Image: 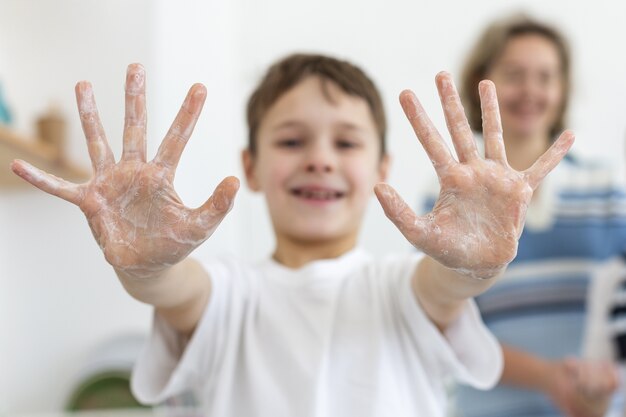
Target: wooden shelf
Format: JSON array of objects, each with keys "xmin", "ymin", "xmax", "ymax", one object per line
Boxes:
[{"xmin": 0, "ymin": 124, "xmax": 90, "ymax": 188}]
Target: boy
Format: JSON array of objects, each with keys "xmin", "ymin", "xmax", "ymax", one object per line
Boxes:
[{"xmin": 11, "ymin": 54, "xmax": 573, "ymax": 416}]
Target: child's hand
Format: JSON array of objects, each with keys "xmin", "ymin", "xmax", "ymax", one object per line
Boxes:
[
  {"xmin": 375, "ymin": 72, "xmax": 573, "ymax": 280},
  {"xmin": 11, "ymin": 64, "xmax": 239, "ymax": 279},
  {"xmin": 548, "ymin": 357, "xmax": 619, "ymax": 417}
]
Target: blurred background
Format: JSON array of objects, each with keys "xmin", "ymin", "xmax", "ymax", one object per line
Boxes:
[{"xmin": 1, "ymin": 0, "xmax": 625, "ymax": 414}]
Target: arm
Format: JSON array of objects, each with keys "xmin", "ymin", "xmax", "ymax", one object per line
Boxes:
[
  {"xmin": 375, "ymin": 72, "xmax": 574, "ymax": 330},
  {"xmin": 11, "ymin": 64, "xmax": 239, "ymax": 336},
  {"xmin": 118, "ymin": 258, "xmax": 211, "ymax": 336},
  {"xmin": 411, "ymin": 257, "xmax": 497, "ymax": 330},
  {"xmin": 501, "ymin": 344, "xmax": 619, "ymax": 417},
  {"xmin": 499, "ymin": 344, "xmax": 553, "ymax": 390}
]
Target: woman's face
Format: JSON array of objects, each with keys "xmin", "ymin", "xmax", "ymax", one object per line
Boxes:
[{"xmin": 486, "ymin": 34, "xmax": 565, "ymax": 141}]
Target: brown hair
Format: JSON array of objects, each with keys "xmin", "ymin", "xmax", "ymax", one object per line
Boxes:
[
  {"xmin": 246, "ymin": 53, "xmax": 386, "ymax": 156},
  {"xmin": 460, "ymin": 13, "xmax": 571, "ymax": 139}
]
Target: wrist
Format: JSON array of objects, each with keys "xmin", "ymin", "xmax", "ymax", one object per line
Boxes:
[
  {"xmin": 115, "ymin": 262, "xmax": 182, "ymax": 305},
  {"xmin": 114, "ymin": 263, "xmax": 172, "ymax": 281},
  {"xmin": 500, "ymin": 346, "xmax": 560, "ymax": 393},
  {"xmin": 452, "ymin": 263, "xmax": 507, "ymax": 281},
  {"xmin": 117, "ymin": 258, "xmax": 209, "ymax": 311},
  {"xmin": 542, "ymin": 360, "xmax": 563, "ymax": 398},
  {"xmin": 543, "ymin": 359, "xmax": 575, "ymax": 408}
]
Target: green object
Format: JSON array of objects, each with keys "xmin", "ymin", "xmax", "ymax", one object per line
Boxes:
[{"xmin": 66, "ymin": 370, "xmax": 148, "ymax": 410}]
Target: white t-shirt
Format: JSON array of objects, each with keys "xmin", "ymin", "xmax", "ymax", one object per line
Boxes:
[{"xmin": 131, "ymin": 248, "xmax": 502, "ymax": 417}]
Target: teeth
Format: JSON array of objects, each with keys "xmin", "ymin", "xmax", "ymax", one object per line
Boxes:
[{"xmin": 294, "ymin": 189, "xmax": 342, "ymax": 200}]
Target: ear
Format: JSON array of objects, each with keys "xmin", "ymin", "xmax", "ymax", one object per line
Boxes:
[
  {"xmin": 377, "ymin": 154, "xmax": 391, "ymax": 183},
  {"xmin": 241, "ymin": 148, "xmax": 261, "ymax": 192}
]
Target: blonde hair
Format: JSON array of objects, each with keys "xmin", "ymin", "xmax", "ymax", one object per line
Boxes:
[{"xmin": 460, "ymin": 13, "xmax": 571, "ymax": 139}]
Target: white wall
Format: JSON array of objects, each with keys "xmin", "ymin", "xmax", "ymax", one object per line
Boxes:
[
  {"xmin": 1, "ymin": 0, "xmax": 626, "ymax": 413},
  {"xmin": 0, "ymin": 0, "xmax": 157, "ymax": 412}
]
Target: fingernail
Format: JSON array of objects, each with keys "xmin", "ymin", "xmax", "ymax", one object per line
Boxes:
[{"xmin": 126, "ymin": 65, "xmax": 145, "ymax": 94}]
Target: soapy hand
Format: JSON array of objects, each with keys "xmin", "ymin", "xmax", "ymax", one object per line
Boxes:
[
  {"xmin": 11, "ymin": 64, "xmax": 239, "ymax": 279},
  {"xmin": 375, "ymin": 72, "xmax": 574, "ymax": 280}
]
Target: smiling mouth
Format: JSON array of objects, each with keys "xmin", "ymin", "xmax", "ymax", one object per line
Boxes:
[
  {"xmin": 291, "ymin": 188, "xmax": 345, "ymax": 200},
  {"xmin": 509, "ymin": 102, "xmax": 545, "ymax": 116}
]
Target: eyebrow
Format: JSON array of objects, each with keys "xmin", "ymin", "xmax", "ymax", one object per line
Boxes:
[
  {"xmin": 271, "ymin": 120, "xmax": 367, "ymax": 132},
  {"xmin": 270, "ymin": 121, "xmax": 305, "ymax": 131},
  {"xmin": 498, "ymin": 60, "xmax": 559, "ymax": 69}
]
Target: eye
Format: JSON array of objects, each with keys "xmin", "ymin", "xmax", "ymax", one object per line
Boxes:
[
  {"xmin": 502, "ymin": 70, "xmax": 524, "ymax": 84},
  {"xmin": 538, "ymin": 71, "xmax": 560, "ymax": 87},
  {"xmin": 336, "ymin": 139, "xmax": 360, "ymax": 149},
  {"xmin": 277, "ymin": 138, "xmax": 303, "ymax": 148}
]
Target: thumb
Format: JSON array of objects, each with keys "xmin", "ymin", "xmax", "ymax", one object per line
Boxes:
[
  {"xmin": 193, "ymin": 176, "xmax": 240, "ymax": 231},
  {"xmin": 374, "ymin": 182, "xmax": 428, "ymax": 249}
]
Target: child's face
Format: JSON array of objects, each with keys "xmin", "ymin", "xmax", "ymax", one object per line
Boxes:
[
  {"xmin": 243, "ymin": 76, "xmax": 389, "ymax": 248},
  {"xmin": 487, "ymin": 34, "xmax": 564, "ymax": 141}
]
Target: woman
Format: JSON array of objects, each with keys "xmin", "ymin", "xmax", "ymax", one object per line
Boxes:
[{"xmin": 422, "ymin": 14, "xmax": 622, "ymax": 417}]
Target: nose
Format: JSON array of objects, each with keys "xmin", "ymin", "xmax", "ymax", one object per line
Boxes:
[
  {"xmin": 306, "ymin": 163, "xmax": 332, "ymax": 173},
  {"xmin": 304, "ymin": 141, "xmax": 335, "ymax": 173},
  {"xmin": 520, "ymin": 73, "xmax": 543, "ymax": 96}
]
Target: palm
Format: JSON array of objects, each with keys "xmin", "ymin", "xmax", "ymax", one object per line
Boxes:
[
  {"xmin": 81, "ymin": 162, "xmax": 196, "ymax": 275},
  {"xmin": 427, "ymin": 159, "xmax": 530, "ymax": 273},
  {"xmin": 12, "ymin": 64, "xmax": 238, "ymax": 278},
  {"xmin": 375, "ymin": 73, "xmax": 573, "ymax": 279}
]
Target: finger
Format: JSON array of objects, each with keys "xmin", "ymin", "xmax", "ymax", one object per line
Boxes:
[
  {"xmin": 435, "ymin": 72, "xmax": 478, "ymax": 162},
  {"xmin": 606, "ymin": 364, "xmax": 620, "ymax": 392},
  {"xmin": 11, "ymin": 159, "xmax": 83, "ymax": 204},
  {"xmin": 153, "ymin": 84, "xmax": 207, "ymax": 174},
  {"xmin": 399, "ymin": 89, "xmax": 455, "ymax": 175},
  {"xmin": 604, "ymin": 365, "xmax": 620, "ymax": 393},
  {"xmin": 586, "ymin": 363, "xmax": 619, "ymax": 395},
  {"xmin": 191, "ymin": 176, "xmax": 240, "ymax": 236},
  {"xmin": 479, "ymin": 80, "xmax": 507, "ymax": 162},
  {"xmin": 75, "ymin": 82, "xmax": 115, "ymax": 173},
  {"xmin": 121, "ymin": 63, "xmax": 147, "ymax": 162},
  {"xmin": 374, "ymin": 183, "xmax": 429, "ymax": 249},
  {"xmin": 525, "ymin": 130, "xmax": 575, "ymax": 189}
]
